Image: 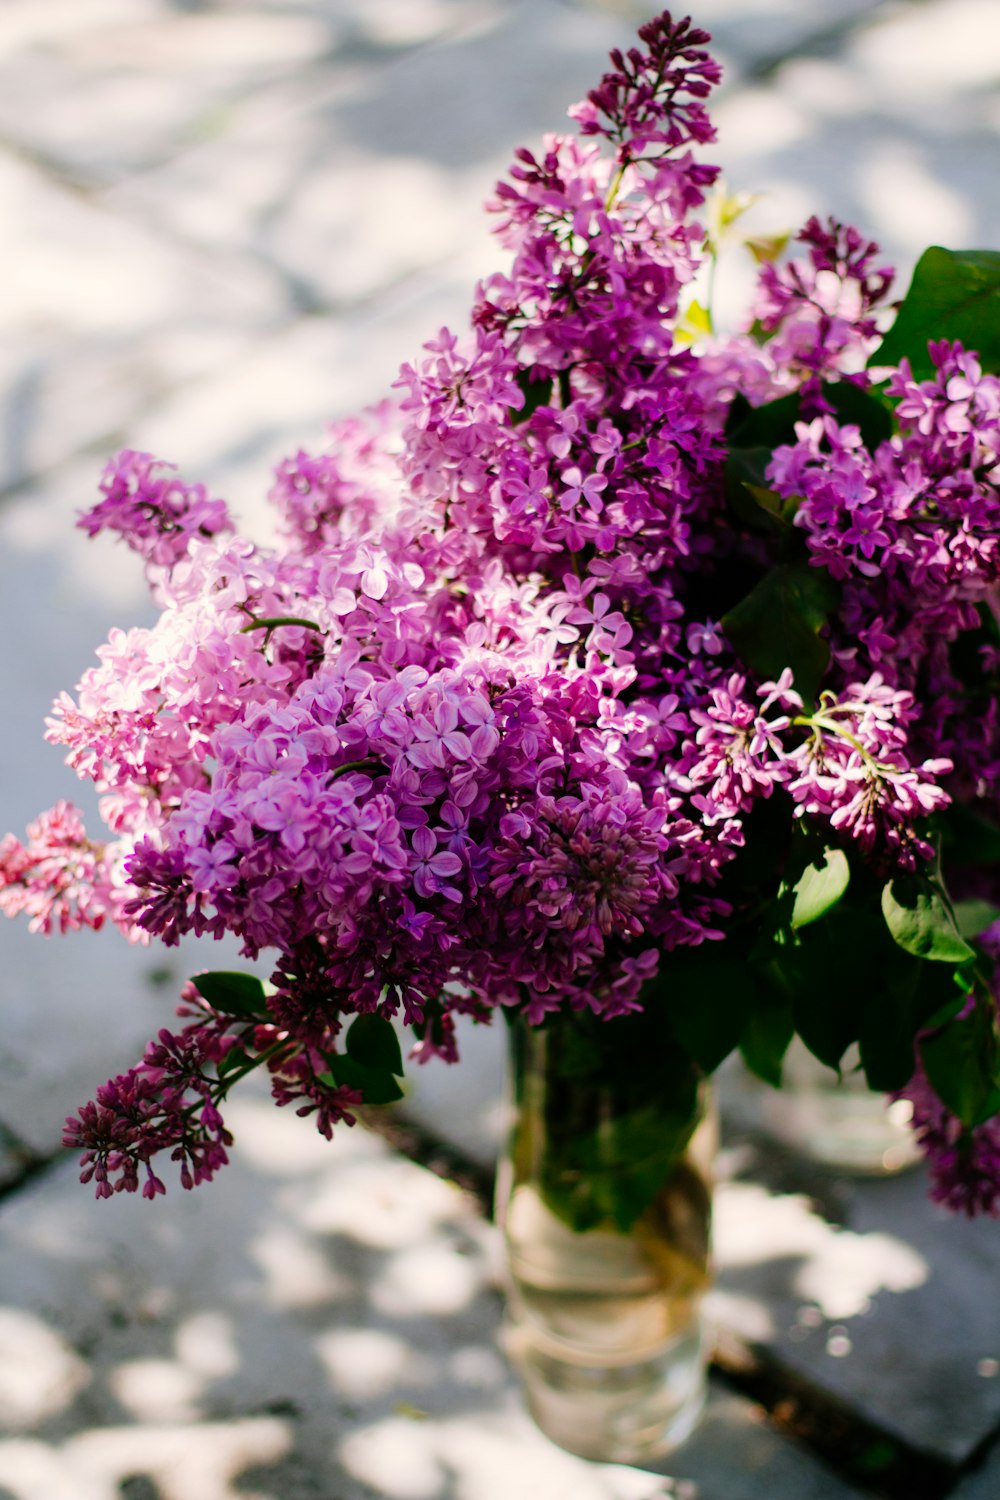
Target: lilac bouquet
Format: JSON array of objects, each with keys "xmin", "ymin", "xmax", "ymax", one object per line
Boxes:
[{"xmin": 4, "ymin": 12, "xmax": 1000, "ymax": 1218}]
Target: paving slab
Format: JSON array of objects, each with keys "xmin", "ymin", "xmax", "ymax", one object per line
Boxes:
[
  {"xmin": 0, "ymin": 1090, "xmax": 866, "ymax": 1500},
  {"xmin": 710, "ymin": 1142, "xmax": 1000, "ymax": 1470}
]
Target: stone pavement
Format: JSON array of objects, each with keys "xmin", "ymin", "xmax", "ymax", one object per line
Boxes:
[{"xmin": 1, "ymin": 1, "xmax": 999, "ymax": 1496}]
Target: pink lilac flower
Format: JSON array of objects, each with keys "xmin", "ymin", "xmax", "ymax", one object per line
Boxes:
[
  {"xmin": 80, "ymin": 450, "xmax": 232, "ymax": 572},
  {"xmin": 0, "ymin": 802, "xmax": 114, "ymax": 935},
  {"xmin": 749, "ymin": 217, "xmax": 895, "ymax": 402}
]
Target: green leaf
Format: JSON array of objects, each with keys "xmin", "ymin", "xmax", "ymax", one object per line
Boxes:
[
  {"xmin": 952, "ymin": 899, "xmax": 1000, "ymax": 941},
  {"xmin": 321, "ymin": 1015, "xmax": 406, "ymax": 1105},
  {"xmin": 789, "ymin": 848, "xmax": 850, "ymax": 929},
  {"xmin": 660, "ymin": 953, "xmax": 758, "ymax": 1074},
  {"xmin": 721, "ymin": 561, "xmax": 839, "ymax": 701},
  {"xmin": 517, "ymin": 1011, "xmax": 706, "ymax": 1234},
  {"xmin": 792, "ymin": 978, "xmax": 860, "ymax": 1073},
  {"xmin": 747, "ymin": 889, "xmax": 865, "ymax": 1072},
  {"xmin": 858, "ymin": 956, "xmax": 921, "ymax": 1091},
  {"xmin": 881, "ymin": 877, "xmax": 975, "ymax": 963},
  {"xmin": 921, "ymin": 1003, "xmax": 1000, "ymax": 1128},
  {"xmin": 745, "ymin": 231, "xmax": 790, "ymax": 266},
  {"xmin": 858, "ymin": 946, "xmax": 970, "ymax": 1092},
  {"xmin": 512, "ymin": 369, "xmax": 553, "ymax": 424},
  {"xmin": 726, "ymin": 382, "xmax": 893, "ymax": 452},
  {"xmin": 674, "ymin": 298, "xmax": 713, "ymax": 346},
  {"xmin": 217, "ymin": 1045, "xmax": 252, "ymax": 1079},
  {"xmin": 871, "ymin": 247, "xmax": 1000, "ymax": 379},
  {"xmin": 345, "ymin": 1014, "xmax": 404, "ymax": 1076},
  {"xmin": 787, "ymin": 913, "xmax": 866, "ymax": 1069},
  {"xmin": 725, "ymin": 390, "xmax": 801, "ymax": 450},
  {"xmin": 571, "ymin": 1103, "xmax": 703, "ymax": 1234},
  {"xmin": 320, "ymin": 1055, "xmax": 405, "ymax": 1106},
  {"xmin": 818, "ymin": 380, "xmax": 894, "ymax": 449},
  {"xmin": 192, "ymin": 971, "xmax": 270, "ymax": 1018},
  {"xmin": 723, "ymin": 789, "xmax": 796, "ymax": 895},
  {"xmin": 739, "ymin": 997, "xmax": 794, "ymax": 1088},
  {"xmin": 923, "ymin": 978, "xmax": 973, "ymax": 1034},
  {"xmin": 724, "ymin": 448, "xmax": 794, "ymax": 533},
  {"xmin": 747, "ymin": 316, "xmax": 770, "ymax": 346}
]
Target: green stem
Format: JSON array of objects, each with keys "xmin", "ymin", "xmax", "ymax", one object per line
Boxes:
[
  {"xmin": 792, "ymin": 712, "xmax": 872, "ymax": 766},
  {"xmin": 328, "ymin": 758, "xmax": 383, "ymax": 780},
  {"xmin": 216, "ymin": 1037, "xmax": 295, "ymax": 1100},
  {"xmin": 240, "ymin": 616, "xmax": 323, "ymax": 634},
  {"xmin": 704, "ymin": 247, "xmax": 718, "ymax": 336},
  {"xmin": 604, "ymin": 158, "xmax": 628, "ymax": 214}
]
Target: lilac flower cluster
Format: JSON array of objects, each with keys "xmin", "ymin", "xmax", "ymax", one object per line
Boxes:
[
  {"xmin": 753, "ymin": 217, "xmax": 895, "ymax": 401},
  {"xmin": 0, "ymin": 802, "xmax": 115, "ymax": 935},
  {"xmin": 898, "ymin": 1062, "xmax": 1000, "ymax": 1217},
  {"xmin": 63, "ymin": 1020, "xmax": 237, "ymax": 1201},
  {"xmin": 5, "ymin": 11, "xmax": 1000, "ymax": 1210},
  {"xmin": 80, "ymin": 449, "xmax": 232, "ymax": 574}
]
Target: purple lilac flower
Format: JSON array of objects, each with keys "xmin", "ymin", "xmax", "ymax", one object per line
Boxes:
[
  {"xmin": 750, "ymin": 217, "xmax": 895, "ymax": 401},
  {"xmin": 80, "ymin": 450, "xmax": 232, "ymax": 572},
  {"xmin": 898, "ymin": 1064, "xmax": 1000, "ymax": 1217}
]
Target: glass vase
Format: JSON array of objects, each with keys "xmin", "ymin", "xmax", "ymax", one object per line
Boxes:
[
  {"xmin": 757, "ymin": 1039, "xmax": 920, "ymax": 1175},
  {"xmin": 495, "ymin": 1006, "xmax": 714, "ymax": 1464}
]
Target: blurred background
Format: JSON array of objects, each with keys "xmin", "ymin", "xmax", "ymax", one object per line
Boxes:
[{"xmin": 0, "ymin": 3, "xmax": 999, "ymax": 1498}]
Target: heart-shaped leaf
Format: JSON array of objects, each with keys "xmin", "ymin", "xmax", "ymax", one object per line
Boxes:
[
  {"xmin": 721, "ymin": 561, "xmax": 839, "ymax": 701},
  {"xmin": 790, "ymin": 848, "xmax": 850, "ymax": 929},
  {"xmin": 871, "ymin": 247, "xmax": 1000, "ymax": 379},
  {"xmin": 191, "ymin": 971, "xmax": 269, "ymax": 1018},
  {"xmin": 345, "ymin": 1013, "xmax": 404, "ymax": 1076},
  {"xmin": 881, "ymin": 878, "xmax": 975, "ymax": 964}
]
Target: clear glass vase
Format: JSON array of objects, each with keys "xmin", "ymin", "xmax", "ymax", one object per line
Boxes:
[
  {"xmin": 496, "ymin": 1007, "xmax": 714, "ymax": 1464},
  {"xmin": 757, "ymin": 1040, "xmax": 920, "ymax": 1175}
]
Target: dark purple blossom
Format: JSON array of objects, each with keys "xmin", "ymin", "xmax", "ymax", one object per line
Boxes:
[{"xmin": 898, "ymin": 1063, "xmax": 1000, "ymax": 1217}]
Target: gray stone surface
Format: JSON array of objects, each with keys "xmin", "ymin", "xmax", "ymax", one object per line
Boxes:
[
  {"xmin": 646, "ymin": 1392, "xmax": 867, "ymax": 1500},
  {"xmin": 711, "ymin": 1142, "xmax": 1000, "ymax": 1468},
  {"xmin": 0, "ymin": 1095, "xmax": 865, "ymax": 1500}
]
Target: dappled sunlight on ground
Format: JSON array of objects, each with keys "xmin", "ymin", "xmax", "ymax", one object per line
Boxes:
[
  {"xmin": 0, "ymin": 1097, "xmax": 510, "ymax": 1499},
  {"xmin": 0, "ymin": 1418, "xmax": 292, "ymax": 1500},
  {"xmin": 715, "ymin": 1182, "xmax": 928, "ymax": 1323}
]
